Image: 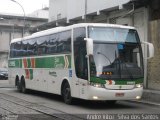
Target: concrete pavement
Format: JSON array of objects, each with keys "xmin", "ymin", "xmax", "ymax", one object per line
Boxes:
[
  {"xmin": 140, "ymin": 89, "xmax": 160, "ymax": 105},
  {"xmin": 0, "ymin": 80, "xmax": 13, "ymax": 88}
]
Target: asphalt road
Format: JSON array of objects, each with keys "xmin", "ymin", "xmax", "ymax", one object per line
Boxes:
[{"xmin": 0, "ymin": 80, "xmax": 160, "ymax": 120}]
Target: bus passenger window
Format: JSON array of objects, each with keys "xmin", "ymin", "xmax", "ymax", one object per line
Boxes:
[
  {"xmin": 37, "ymin": 36, "xmax": 49, "ymax": 55},
  {"xmin": 48, "ymin": 33, "xmax": 59, "ymax": 54},
  {"xmin": 28, "ymin": 39, "xmax": 37, "ymax": 56}
]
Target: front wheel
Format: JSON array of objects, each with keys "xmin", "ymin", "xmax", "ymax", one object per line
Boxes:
[{"xmin": 62, "ymin": 82, "xmax": 72, "ymax": 104}]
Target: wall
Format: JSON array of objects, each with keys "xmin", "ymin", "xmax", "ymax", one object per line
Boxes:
[
  {"xmin": 49, "ymin": 0, "xmax": 67, "ymax": 22},
  {"xmin": 67, "ymin": 0, "xmax": 85, "ymax": 20},
  {"xmin": 147, "ymin": 20, "xmax": 160, "ymax": 90},
  {"xmin": 87, "ymin": 0, "xmax": 130, "ymax": 14},
  {"xmin": 49, "ymin": 0, "xmax": 130, "ymax": 22},
  {"xmin": 28, "ymin": 9, "xmax": 49, "ymax": 19},
  {"xmin": 0, "ymin": 31, "xmax": 10, "ymax": 52},
  {"xmin": 0, "ymin": 54, "xmax": 8, "ymax": 68}
]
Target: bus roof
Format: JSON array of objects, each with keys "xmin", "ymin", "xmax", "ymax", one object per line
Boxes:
[
  {"xmin": 72, "ymin": 23, "xmax": 135, "ymax": 29},
  {"xmin": 10, "ymin": 38, "xmax": 22, "ymax": 43},
  {"xmin": 11, "ymin": 23, "xmax": 135, "ymax": 43}
]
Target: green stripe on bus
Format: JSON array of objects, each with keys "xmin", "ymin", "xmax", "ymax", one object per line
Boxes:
[
  {"xmin": 114, "ymin": 78, "xmax": 143, "ymax": 85},
  {"xmin": 8, "ymin": 55, "xmax": 71, "ymax": 69},
  {"xmin": 29, "ymin": 69, "xmax": 33, "ymax": 80},
  {"xmin": 115, "ymin": 78, "xmax": 144, "ymax": 85},
  {"xmin": 27, "ymin": 59, "xmax": 31, "ymax": 68},
  {"xmin": 90, "ymin": 77, "xmax": 106, "ymax": 84},
  {"xmin": 90, "ymin": 76, "xmax": 143, "ymax": 85}
]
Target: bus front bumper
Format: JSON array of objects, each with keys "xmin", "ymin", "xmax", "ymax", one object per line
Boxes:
[{"xmin": 87, "ymin": 86, "xmax": 143, "ymax": 101}]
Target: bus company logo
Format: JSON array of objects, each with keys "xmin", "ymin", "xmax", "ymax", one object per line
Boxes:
[
  {"xmin": 49, "ymin": 71, "xmax": 57, "ymax": 77},
  {"xmin": 54, "ymin": 56, "xmax": 70, "ymax": 69},
  {"xmin": 54, "ymin": 57, "xmax": 64, "ymax": 68},
  {"xmin": 106, "ymin": 80, "xmax": 115, "ymax": 85},
  {"xmin": 9, "ymin": 61, "xmax": 16, "ymax": 67}
]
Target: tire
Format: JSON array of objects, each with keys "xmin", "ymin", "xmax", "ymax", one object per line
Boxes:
[
  {"xmin": 16, "ymin": 78, "xmax": 21, "ymax": 92},
  {"xmin": 21, "ymin": 78, "xmax": 27, "ymax": 93},
  {"xmin": 62, "ymin": 82, "xmax": 72, "ymax": 104},
  {"xmin": 21, "ymin": 82, "xmax": 27, "ymax": 93}
]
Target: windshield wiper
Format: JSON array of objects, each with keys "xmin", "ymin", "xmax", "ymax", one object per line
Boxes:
[{"xmin": 97, "ymin": 52, "xmax": 112, "ymax": 65}]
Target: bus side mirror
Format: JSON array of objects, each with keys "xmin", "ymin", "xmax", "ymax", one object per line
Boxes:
[
  {"xmin": 84, "ymin": 38, "xmax": 93, "ymax": 56},
  {"xmin": 142, "ymin": 41, "xmax": 154, "ymax": 59}
]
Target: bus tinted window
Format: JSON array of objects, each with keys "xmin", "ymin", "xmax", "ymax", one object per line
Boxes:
[
  {"xmin": 37, "ymin": 36, "xmax": 49, "ymax": 55},
  {"xmin": 21, "ymin": 40, "xmax": 28, "ymax": 56},
  {"xmin": 48, "ymin": 30, "xmax": 71, "ymax": 54},
  {"xmin": 47, "ymin": 33, "xmax": 58, "ymax": 54},
  {"xmin": 10, "ymin": 30, "xmax": 71, "ymax": 58},
  {"xmin": 14, "ymin": 41, "xmax": 22, "ymax": 57},
  {"xmin": 28, "ymin": 39, "xmax": 37, "ymax": 56},
  {"xmin": 58, "ymin": 31, "xmax": 71, "ymax": 53}
]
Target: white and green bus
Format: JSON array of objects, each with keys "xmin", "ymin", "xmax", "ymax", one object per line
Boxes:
[{"xmin": 8, "ymin": 23, "xmax": 154, "ymax": 104}]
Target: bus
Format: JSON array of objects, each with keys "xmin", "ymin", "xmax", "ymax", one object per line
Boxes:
[{"xmin": 8, "ymin": 23, "xmax": 154, "ymax": 104}]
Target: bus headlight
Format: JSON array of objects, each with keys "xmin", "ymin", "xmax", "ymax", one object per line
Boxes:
[
  {"xmin": 90, "ymin": 82, "xmax": 105, "ymax": 88},
  {"xmin": 135, "ymin": 83, "xmax": 143, "ymax": 88},
  {"xmin": 136, "ymin": 96, "xmax": 141, "ymax": 99}
]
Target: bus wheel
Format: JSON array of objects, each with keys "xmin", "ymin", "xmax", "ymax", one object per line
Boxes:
[
  {"xmin": 62, "ymin": 82, "xmax": 72, "ymax": 104},
  {"xmin": 20, "ymin": 77, "xmax": 27, "ymax": 93},
  {"xmin": 16, "ymin": 77, "xmax": 21, "ymax": 92}
]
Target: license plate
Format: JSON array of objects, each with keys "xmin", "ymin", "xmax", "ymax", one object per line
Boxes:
[{"xmin": 115, "ymin": 93, "xmax": 124, "ymax": 97}]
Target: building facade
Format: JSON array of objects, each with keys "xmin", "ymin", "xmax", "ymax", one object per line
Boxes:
[
  {"xmin": 0, "ymin": 13, "xmax": 48, "ymax": 68},
  {"xmin": 28, "ymin": 7, "xmax": 49, "ymax": 19},
  {"xmin": 48, "ymin": 0, "xmax": 160, "ymax": 90},
  {"xmin": 146, "ymin": 0, "xmax": 160, "ymax": 91}
]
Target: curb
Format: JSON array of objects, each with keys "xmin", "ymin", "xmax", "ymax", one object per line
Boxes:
[
  {"xmin": 0, "ymin": 86, "xmax": 15, "ymax": 88},
  {"xmin": 0, "ymin": 87, "xmax": 15, "ymax": 88}
]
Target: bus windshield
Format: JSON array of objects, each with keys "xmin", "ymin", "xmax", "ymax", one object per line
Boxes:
[
  {"xmin": 89, "ymin": 27, "xmax": 144, "ymax": 80},
  {"xmin": 89, "ymin": 27, "xmax": 139, "ymax": 43}
]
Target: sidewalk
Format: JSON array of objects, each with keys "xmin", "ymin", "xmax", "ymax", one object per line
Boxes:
[
  {"xmin": 128, "ymin": 89, "xmax": 160, "ymax": 106},
  {"xmin": 0, "ymin": 80, "xmax": 14, "ymax": 88},
  {"xmin": 140, "ymin": 89, "xmax": 160, "ymax": 105}
]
